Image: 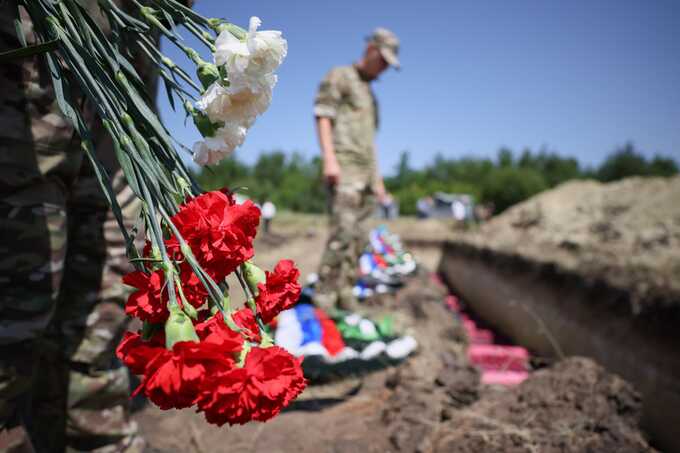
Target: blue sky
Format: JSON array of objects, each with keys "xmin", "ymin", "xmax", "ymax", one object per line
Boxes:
[{"xmin": 158, "ymin": 0, "xmax": 680, "ymax": 174}]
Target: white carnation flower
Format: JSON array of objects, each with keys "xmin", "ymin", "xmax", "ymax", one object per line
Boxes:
[
  {"xmin": 193, "ymin": 16, "xmax": 285, "ymax": 165},
  {"xmin": 192, "ymin": 123, "xmax": 247, "ymax": 166},
  {"xmin": 245, "ymin": 17, "xmax": 287, "ymax": 75},
  {"xmin": 195, "ymin": 82, "xmax": 232, "ymax": 122},
  {"xmin": 213, "ymin": 28, "xmax": 249, "ymax": 72},
  {"xmin": 215, "ymin": 122, "xmax": 248, "ymax": 150},
  {"xmin": 196, "ymin": 80, "xmax": 273, "ymax": 125},
  {"xmin": 213, "ymin": 16, "xmax": 286, "ymax": 93}
]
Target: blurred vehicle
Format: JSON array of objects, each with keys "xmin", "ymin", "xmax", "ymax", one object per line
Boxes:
[{"xmin": 417, "ymin": 192, "xmax": 475, "ymax": 221}]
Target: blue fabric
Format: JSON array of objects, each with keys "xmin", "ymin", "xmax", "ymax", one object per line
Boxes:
[{"xmin": 295, "ymin": 303, "xmax": 322, "ymax": 345}]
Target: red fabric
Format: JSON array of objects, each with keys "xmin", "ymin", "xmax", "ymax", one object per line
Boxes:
[
  {"xmin": 255, "ymin": 260, "xmax": 301, "ymax": 323},
  {"xmin": 374, "ymin": 254, "xmax": 387, "ymax": 268},
  {"xmin": 314, "ymin": 308, "xmax": 345, "ymax": 356},
  {"xmin": 197, "ymin": 346, "xmax": 306, "ymax": 426}
]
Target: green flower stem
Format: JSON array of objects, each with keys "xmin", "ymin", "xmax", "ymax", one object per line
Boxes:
[
  {"xmin": 259, "ymin": 331, "xmax": 274, "ymax": 348},
  {"xmin": 155, "ymin": 206, "xmax": 222, "ymax": 304},
  {"xmin": 128, "ymin": 257, "xmax": 163, "ymax": 264},
  {"xmin": 235, "ymin": 267, "xmax": 268, "ymax": 335},
  {"xmin": 156, "ymin": 0, "xmax": 210, "ymax": 27},
  {"xmin": 208, "ymin": 20, "xmax": 246, "ymax": 41},
  {"xmin": 236, "ymin": 341, "xmax": 251, "ymax": 367},
  {"xmin": 100, "ymin": 0, "xmax": 150, "ymax": 32},
  {"xmin": 220, "ymin": 293, "xmax": 242, "ymax": 333},
  {"xmin": 22, "ymin": 0, "xmax": 204, "ymax": 288},
  {"xmin": 47, "ymin": 19, "xmax": 124, "ymax": 120},
  {"xmin": 182, "ymin": 20, "xmax": 216, "ymax": 49},
  {"xmin": 135, "ymin": 33, "xmax": 201, "ymax": 93},
  {"xmin": 155, "ymin": 206, "xmax": 246, "ymax": 337},
  {"xmin": 139, "ymin": 6, "xmax": 214, "ymax": 63},
  {"xmin": 56, "ymin": 2, "xmax": 83, "ymax": 46},
  {"xmin": 235, "ymin": 267, "xmax": 255, "ymax": 302},
  {"xmin": 174, "ymin": 275, "xmax": 198, "ymax": 319},
  {"xmin": 136, "ymin": 167, "xmax": 179, "ymax": 309}
]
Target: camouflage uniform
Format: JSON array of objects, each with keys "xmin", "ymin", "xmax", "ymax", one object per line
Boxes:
[
  {"xmin": 313, "ymin": 65, "xmax": 379, "ymax": 311},
  {"xmin": 0, "ymin": 2, "xmax": 156, "ymax": 451}
]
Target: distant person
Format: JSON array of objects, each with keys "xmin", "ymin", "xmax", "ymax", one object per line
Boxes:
[
  {"xmin": 452, "ymin": 199, "xmax": 466, "ymax": 222},
  {"xmin": 416, "ymin": 196, "xmax": 433, "ymax": 219},
  {"xmin": 379, "ymin": 193, "xmax": 396, "ymax": 219},
  {"xmin": 313, "ymin": 28, "xmax": 400, "ymax": 311},
  {"xmin": 261, "ymin": 200, "xmax": 276, "ymax": 233},
  {"xmin": 474, "ymin": 202, "xmax": 495, "ymax": 223}
]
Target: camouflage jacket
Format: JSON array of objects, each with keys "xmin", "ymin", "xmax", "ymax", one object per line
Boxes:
[
  {"xmin": 314, "ymin": 65, "xmax": 379, "ymax": 184},
  {"xmin": 0, "ymin": 0, "xmax": 157, "ymax": 206}
]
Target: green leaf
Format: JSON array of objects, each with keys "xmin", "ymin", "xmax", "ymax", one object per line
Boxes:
[
  {"xmin": 0, "ymin": 39, "xmax": 58, "ymax": 62},
  {"xmin": 100, "ymin": 0, "xmax": 150, "ymax": 32},
  {"xmin": 43, "ymin": 52, "xmax": 135, "ymax": 261},
  {"xmin": 13, "ymin": 16, "xmax": 27, "ymax": 48},
  {"xmin": 163, "ymin": 76, "xmax": 176, "ymax": 111}
]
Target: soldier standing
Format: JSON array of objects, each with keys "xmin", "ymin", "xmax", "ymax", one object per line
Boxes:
[
  {"xmin": 0, "ymin": 2, "xmax": 169, "ymax": 451},
  {"xmin": 312, "ymin": 28, "xmax": 400, "ymax": 311}
]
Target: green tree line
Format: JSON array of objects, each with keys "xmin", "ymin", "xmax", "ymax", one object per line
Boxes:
[{"xmin": 195, "ymin": 143, "xmax": 678, "ymax": 216}]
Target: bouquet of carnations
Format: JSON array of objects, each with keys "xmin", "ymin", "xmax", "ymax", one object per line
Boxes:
[
  {"xmin": 4, "ymin": 0, "xmax": 305, "ymax": 424},
  {"xmin": 117, "ymin": 189, "xmax": 306, "ymax": 425}
]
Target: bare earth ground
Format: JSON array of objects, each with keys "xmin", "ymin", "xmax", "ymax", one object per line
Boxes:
[
  {"xmin": 460, "ymin": 176, "xmax": 680, "ymax": 312},
  {"xmin": 134, "ymin": 214, "xmax": 656, "ymax": 452},
  {"xmin": 251, "ymin": 213, "xmax": 455, "ymax": 275}
]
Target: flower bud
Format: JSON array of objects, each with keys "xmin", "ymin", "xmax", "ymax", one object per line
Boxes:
[
  {"xmin": 242, "ymin": 261, "xmax": 266, "ymax": 296},
  {"xmin": 182, "ymin": 299, "xmax": 198, "ymax": 320},
  {"xmin": 197, "ymin": 62, "xmax": 221, "ymax": 89},
  {"xmin": 191, "ymin": 110, "xmax": 219, "ymax": 138},
  {"xmin": 208, "ymin": 19, "xmax": 246, "ymax": 40},
  {"xmin": 164, "ymin": 305, "xmax": 199, "ymax": 349}
]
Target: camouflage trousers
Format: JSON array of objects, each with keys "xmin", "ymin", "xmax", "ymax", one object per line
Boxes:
[
  {"xmin": 314, "ymin": 179, "xmax": 375, "ymax": 312},
  {"xmin": 0, "ymin": 135, "xmax": 144, "ymax": 453}
]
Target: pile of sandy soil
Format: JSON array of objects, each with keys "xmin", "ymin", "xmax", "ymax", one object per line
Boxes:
[
  {"xmin": 426, "ymin": 357, "xmax": 653, "ymax": 452},
  {"xmin": 461, "ymin": 176, "xmax": 680, "ymax": 312},
  {"xmin": 135, "ymin": 271, "xmax": 656, "ymax": 452}
]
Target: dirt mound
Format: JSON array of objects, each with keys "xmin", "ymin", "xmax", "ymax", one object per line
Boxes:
[
  {"xmin": 463, "ymin": 176, "xmax": 680, "ymax": 312},
  {"xmin": 428, "ymin": 357, "xmax": 655, "ymax": 452}
]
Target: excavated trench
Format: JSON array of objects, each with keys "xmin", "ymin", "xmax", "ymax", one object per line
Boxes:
[
  {"xmin": 135, "ymin": 235, "xmax": 661, "ymax": 452},
  {"xmin": 431, "ymin": 239, "xmax": 680, "ymax": 452}
]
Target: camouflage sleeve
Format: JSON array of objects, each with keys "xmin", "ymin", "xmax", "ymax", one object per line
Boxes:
[{"xmin": 314, "ymin": 67, "xmax": 345, "ymax": 119}]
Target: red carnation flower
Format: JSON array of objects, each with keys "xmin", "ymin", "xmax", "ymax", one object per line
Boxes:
[
  {"xmin": 135, "ymin": 341, "xmax": 235, "ymax": 410},
  {"xmin": 123, "ymin": 270, "xmax": 168, "ymax": 323},
  {"xmin": 170, "ymin": 191, "xmax": 260, "ymax": 281},
  {"xmin": 177, "ymin": 262, "xmax": 209, "ymax": 309},
  {"xmin": 116, "ymin": 331, "xmax": 167, "ymax": 375},
  {"xmin": 123, "ymin": 267, "xmax": 208, "ymax": 323},
  {"xmin": 195, "ymin": 312, "xmax": 244, "ymax": 351},
  {"xmin": 232, "ymin": 307, "xmax": 262, "ymax": 343},
  {"xmin": 255, "ymin": 260, "xmax": 301, "ymax": 323},
  {"xmin": 196, "ymin": 346, "xmax": 306, "ymax": 426}
]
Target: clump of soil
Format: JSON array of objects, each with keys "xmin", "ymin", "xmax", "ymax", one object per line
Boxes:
[
  {"xmin": 462, "ymin": 176, "xmax": 680, "ymax": 312},
  {"xmin": 427, "ymin": 357, "xmax": 655, "ymax": 452}
]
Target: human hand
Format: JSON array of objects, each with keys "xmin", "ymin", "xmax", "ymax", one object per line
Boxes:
[
  {"xmin": 377, "ymin": 189, "xmax": 391, "ymax": 205},
  {"xmin": 323, "ymin": 156, "xmax": 341, "ymax": 186}
]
